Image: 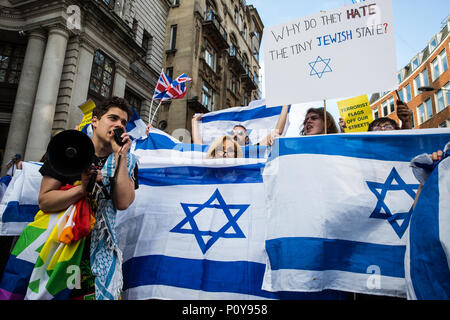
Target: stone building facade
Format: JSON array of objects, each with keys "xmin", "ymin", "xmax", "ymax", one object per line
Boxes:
[
  {"xmin": 155, "ymin": 0, "xmax": 264, "ymax": 138},
  {"xmin": 0, "ymin": 0, "xmax": 171, "ymax": 173}
]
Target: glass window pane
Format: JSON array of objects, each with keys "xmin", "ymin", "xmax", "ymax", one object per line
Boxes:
[
  {"xmin": 422, "ymin": 69, "xmax": 429, "ymax": 87},
  {"xmin": 104, "ymin": 59, "xmax": 113, "ymax": 74},
  {"xmin": 405, "ymin": 84, "xmax": 412, "ymax": 102},
  {"xmin": 425, "ymin": 99, "xmax": 433, "ymax": 119},
  {"xmin": 437, "ymin": 90, "xmax": 444, "ymax": 112},
  {"xmin": 103, "ymin": 72, "xmax": 111, "ymax": 86},
  {"xmin": 90, "ymin": 77, "xmax": 101, "ymax": 93},
  {"xmin": 418, "ymin": 105, "xmax": 424, "ymax": 124},
  {"xmin": 94, "ymin": 51, "xmax": 104, "ymax": 65},
  {"xmin": 0, "ymin": 69, "xmax": 6, "ymax": 82},
  {"xmin": 1, "ymin": 56, "xmax": 9, "ymax": 69},
  {"xmin": 389, "ymin": 98, "xmax": 395, "ymax": 113},
  {"xmin": 101, "ymin": 84, "xmax": 110, "ymax": 97},
  {"xmin": 432, "ymin": 59, "xmax": 440, "ymax": 81},
  {"xmin": 440, "ymin": 50, "xmax": 448, "ymax": 72}
]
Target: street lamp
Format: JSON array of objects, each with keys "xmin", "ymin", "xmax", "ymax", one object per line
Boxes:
[{"xmin": 418, "ymin": 86, "xmax": 449, "ymax": 92}]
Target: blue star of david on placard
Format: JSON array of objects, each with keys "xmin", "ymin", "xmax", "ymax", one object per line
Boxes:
[
  {"xmin": 366, "ymin": 167, "xmax": 420, "ymax": 239},
  {"xmin": 170, "ymin": 188, "xmax": 249, "ymax": 254},
  {"xmin": 309, "ymin": 56, "xmax": 333, "ymax": 79}
]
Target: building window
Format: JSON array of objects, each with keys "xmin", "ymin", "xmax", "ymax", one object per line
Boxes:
[
  {"xmin": 431, "ymin": 58, "xmax": 439, "ymax": 81},
  {"xmin": 166, "ymin": 67, "xmax": 174, "ymax": 80},
  {"xmin": 405, "ymin": 84, "xmax": 412, "ymax": 102},
  {"xmin": 169, "ymin": 25, "xmax": 177, "ymax": 50},
  {"xmin": 234, "ymin": 7, "xmax": 239, "ymax": 25},
  {"xmin": 373, "ymin": 108, "xmax": 379, "ymax": 120},
  {"xmin": 124, "ymin": 89, "xmax": 143, "ymax": 115},
  {"xmin": 204, "ymin": 42, "xmax": 217, "ymax": 72},
  {"xmin": 413, "ymin": 75, "xmax": 421, "ymax": 96},
  {"xmin": 411, "ymin": 57, "xmax": 419, "ymax": 71},
  {"xmin": 422, "ymin": 68, "xmax": 429, "ymax": 87},
  {"xmin": 429, "ymin": 37, "xmax": 437, "ymax": 53},
  {"xmin": 201, "ymin": 81, "xmax": 214, "ymax": 111},
  {"xmin": 0, "ymin": 42, "xmax": 26, "ymax": 85},
  {"xmin": 230, "ymin": 74, "xmax": 237, "ymax": 94},
  {"xmin": 382, "ymin": 101, "xmax": 388, "ymax": 116},
  {"xmin": 425, "ymin": 98, "xmax": 433, "ymax": 119},
  {"xmin": 417, "ymin": 104, "xmax": 425, "ymax": 125},
  {"xmin": 397, "ymin": 72, "xmax": 402, "ymax": 84},
  {"xmin": 439, "ymin": 49, "xmax": 448, "ymax": 73},
  {"xmin": 398, "ymin": 88, "xmax": 405, "ymax": 102},
  {"xmin": 103, "ymin": 0, "xmax": 117, "ymax": 10},
  {"xmin": 89, "ymin": 50, "xmax": 115, "ymax": 99},
  {"xmin": 436, "ymin": 89, "xmax": 445, "ymax": 112},
  {"xmin": 388, "ymin": 97, "xmax": 395, "ymax": 114}
]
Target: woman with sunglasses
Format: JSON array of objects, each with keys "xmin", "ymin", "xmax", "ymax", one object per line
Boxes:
[{"xmin": 206, "ymin": 135, "xmax": 243, "ymax": 159}]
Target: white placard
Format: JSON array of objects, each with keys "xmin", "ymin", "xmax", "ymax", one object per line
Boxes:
[{"xmin": 264, "ymin": 0, "xmax": 397, "ymax": 106}]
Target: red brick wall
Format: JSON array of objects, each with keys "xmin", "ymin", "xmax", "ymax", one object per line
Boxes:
[{"xmin": 371, "ymin": 34, "xmax": 450, "ymax": 128}]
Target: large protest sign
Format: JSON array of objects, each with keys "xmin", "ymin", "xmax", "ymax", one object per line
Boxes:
[{"xmin": 264, "ymin": 0, "xmax": 397, "ymax": 106}]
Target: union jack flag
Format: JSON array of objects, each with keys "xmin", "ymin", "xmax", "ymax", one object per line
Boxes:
[
  {"xmin": 153, "ymin": 70, "xmax": 173, "ymax": 100},
  {"xmin": 162, "ymin": 73, "xmax": 192, "ymax": 101}
]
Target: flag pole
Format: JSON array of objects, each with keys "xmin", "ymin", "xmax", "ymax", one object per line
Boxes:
[
  {"xmin": 323, "ymin": 99, "xmax": 327, "ymax": 135},
  {"xmin": 149, "ymin": 68, "xmax": 164, "ymax": 124},
  {"xmin": 148, "ymin": 97, "xmax": 155, "ymax": 124},
  {"xmin": 151, "ymin": 100, "xmax": 163, "ymax": 125}
]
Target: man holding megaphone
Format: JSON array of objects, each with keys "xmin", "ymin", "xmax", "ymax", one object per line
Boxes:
[{"xmin": 37, "ymin": 96, "xmax": 139, "ymax": 300}]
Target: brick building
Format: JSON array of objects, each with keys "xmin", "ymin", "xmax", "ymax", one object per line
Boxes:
[{"xmin": 370, "ymin": 16, "xmax": 450, "ymax": 129}]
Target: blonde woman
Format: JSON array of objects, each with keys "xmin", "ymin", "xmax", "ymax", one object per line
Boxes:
[{"xmin": 206, "ymin": 135, "xmax": 243, "ymax": 159}]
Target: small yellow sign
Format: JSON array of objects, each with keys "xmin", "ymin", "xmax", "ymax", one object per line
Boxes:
[
  {"xmin": 77, "ymin": 99, "xmax": 96, "ymax": 131},
  {"xmin": 337, "ymin": 95, "xmax": 373, "ymax": 133}
]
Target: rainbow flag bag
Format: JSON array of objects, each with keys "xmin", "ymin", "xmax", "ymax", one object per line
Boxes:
[{"xmin": 0, "ymin": 185, "xmax": 94, "ymax": 300}]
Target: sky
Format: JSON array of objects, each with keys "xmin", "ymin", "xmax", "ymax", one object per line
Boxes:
[{"xmin": 245, "ymin": 0, "xmax": 450, "ymax": 135}]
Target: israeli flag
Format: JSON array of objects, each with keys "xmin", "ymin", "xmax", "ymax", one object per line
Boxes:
[
  {"xmin": 117, "ymin": 138, "xmax": 343, "ymax": 300},
  {"xmin": 0, "ymin": 162, "xmax": 41, "ymax": 236},
  {"xmin": 405, "ymin": 142, "xmax": 450, "ymax": 300},
  {"xmin": 262, "ymin": 129, "xmax": 450, "ymax": 298},
  {"xmin": 198, "ymin": 99, "xmax": 289, "ymax": 147},
  {"xmin": 133, "ymin": 128, "xmax": 270, "ymax": 161}
]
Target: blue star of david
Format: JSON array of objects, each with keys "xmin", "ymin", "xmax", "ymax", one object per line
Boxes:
[
  {"xmin": 309, "ymin": 56, "xmax": 333, "ymax": 79},
  {"xmin": 366, "ymin": 167, "xmax": 420, "ymax": 239},
  {"xmin": 170, "ymin": 188, "xmax": 249, "ymax": 254}
]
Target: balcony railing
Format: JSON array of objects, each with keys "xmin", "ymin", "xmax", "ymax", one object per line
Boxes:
[
  {"xmin": 203, "ymin": 10, "xmax": 229, "ymax": 50},
  {"xmin": 229, "ymin": 45, "xmax": 246, "ymax": 74}
]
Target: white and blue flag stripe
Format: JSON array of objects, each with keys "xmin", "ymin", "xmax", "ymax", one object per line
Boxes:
[
  {"xmin": 262, "ymin": 129, "xmax": 450, "ymax": 298},
  {"xmin": 405, "ymin": 142, "xmax": 450, "ymax": 299},
  {"xmin": 199, "ymin": 99, "xmax": 289, "ymax": 147},
  {"xmin": 0, "ymin": 162, "xmax": 42, "ymax": 235}
]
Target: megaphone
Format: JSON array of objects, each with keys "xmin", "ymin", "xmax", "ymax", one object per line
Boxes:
[{"xmin": 46, "ymin": 129, "xmax": 95, "ymax": 178}]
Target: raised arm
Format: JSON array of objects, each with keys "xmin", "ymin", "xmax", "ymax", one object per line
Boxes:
[
  {"xmin": 191, "ymin": 113, "xmax": 204, "ymax": 145},
  {"xmin": 396, "ymin": 101, "xmax": 413, "ymax": 130},
  {"xmin": 259, "ymin": 105, "xmax": 290, "ymax": 146}
]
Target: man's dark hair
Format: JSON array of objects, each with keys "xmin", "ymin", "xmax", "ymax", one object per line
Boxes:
[
  {"xmin": 368, "ymin": 117, "xmax": 399, "ymax": 131},
  {"xmin": 92, "ymin": 96, "xmax": 133, "ymax": 122}
]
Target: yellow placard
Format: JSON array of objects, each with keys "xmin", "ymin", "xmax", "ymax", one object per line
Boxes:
[
  {"xmin": 337, "ymin": 95, "xmax": 373, "ymax": 133},
  {"xmin": 77, "ymin": 99, "xmax": 96, "ymax": 131}
]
